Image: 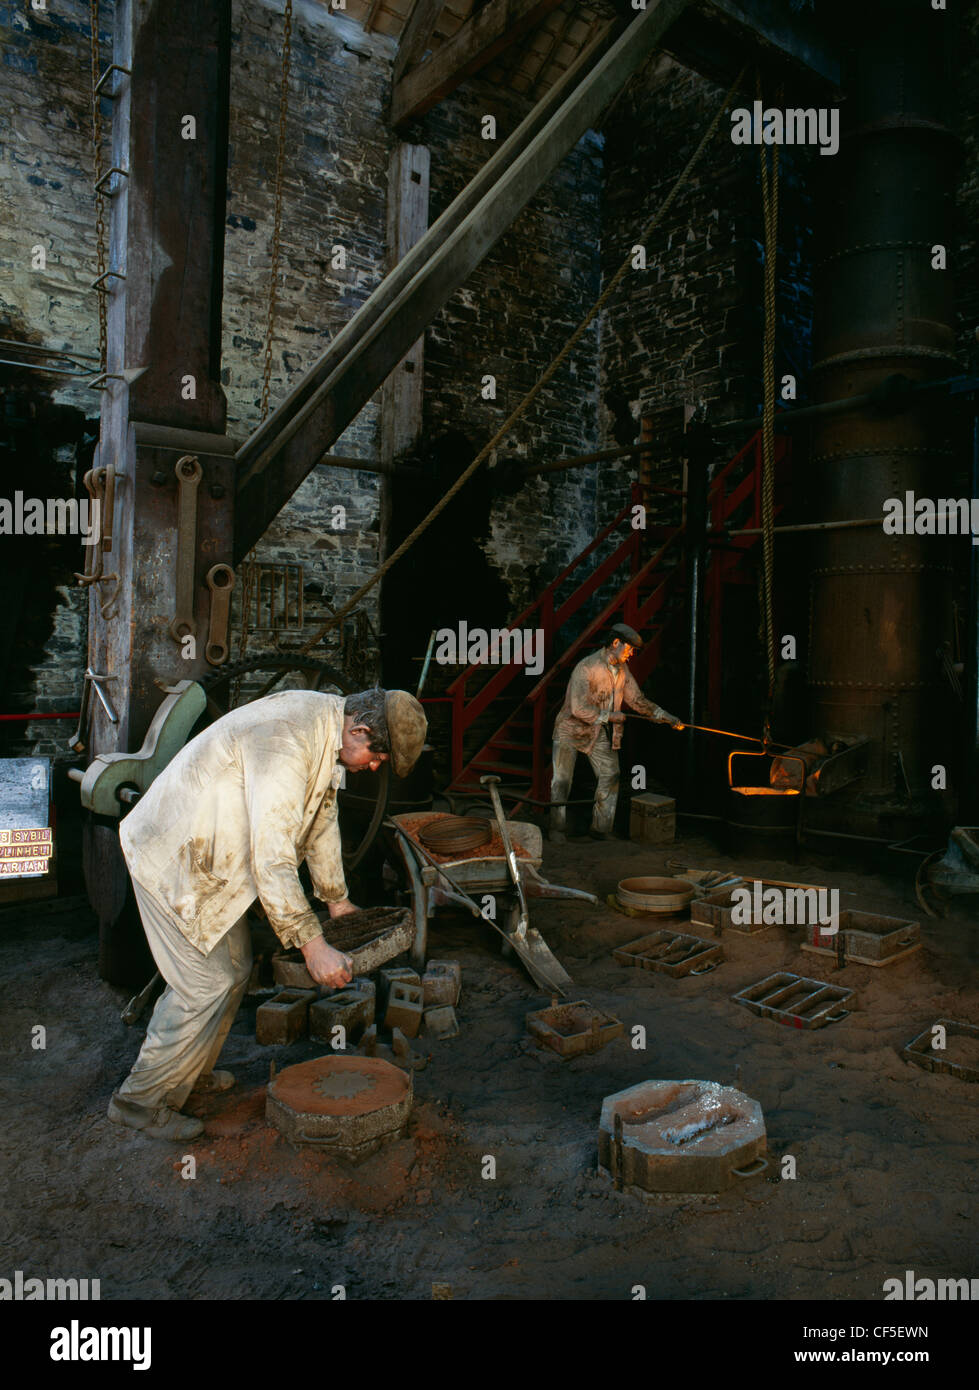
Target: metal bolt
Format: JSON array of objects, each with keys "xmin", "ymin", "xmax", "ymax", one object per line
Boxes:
[
  {"xmin": 150, "ymin": 470, "xmax": 167, "ymax": 486},
  {"xmin": 209, "ymin": 482, "xmax": 225, "ymax": 499}
]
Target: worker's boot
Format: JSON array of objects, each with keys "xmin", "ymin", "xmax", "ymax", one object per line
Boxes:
[{"xmin": 107, "ymin": 1093, "xmax": 204, "ymax": 1142}]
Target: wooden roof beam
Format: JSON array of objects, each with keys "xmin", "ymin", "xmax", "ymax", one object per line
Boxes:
[
  {"xmin": 392, "ymin": 0, "xmax": 445, "ymax": 85},
  {"xmin": 664, "ymin": 0, "xmax": 840, "ymax": 94},
  {"xmin": 391, "ymin": 0, "xmax": 569, "ymax": 127}
]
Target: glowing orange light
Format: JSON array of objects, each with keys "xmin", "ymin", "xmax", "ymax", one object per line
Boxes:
[{"xmin": 730, "ymin": 786, "xmax": 800, "ymax": 796}]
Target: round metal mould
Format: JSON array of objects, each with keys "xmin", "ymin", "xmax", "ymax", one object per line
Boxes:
[
  {"xmin": 418, "ymin": 815, "xmax": 491, "ymax": 855},
  {"xmin": 266, "ymin": 1055, "xmax": 413, "ymax": 1162},
  {"xmin": 598, "ymin": 1079, "xmax": 767, "ymax": 1197},
  {"xmin": 616, "ymin": 876, "xmax": 696, "ymax": 914}
]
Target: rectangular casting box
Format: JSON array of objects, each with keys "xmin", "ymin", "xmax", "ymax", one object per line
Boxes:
[
  {"xmin": 526, "ymin": 1000, "xmax": 624, "ymax": 1058},
  {"xmin": 902, "ymin": 1018, "xmax": 979, "ymax": 1082},
  {"xmin": 801, "ymin": 910, "xmax": 921, "ymax": 966},
  {"xmin": 424, "ymin": 1005, "xmax": 459, "ymax": 1039},
  {"xmin": 309, "ymin": 988, "xmax": 375, "ymax": 1044},
  {"xmin": 256, "ymin": 988, "xmax": 317, "ymax": 1045},
  {"xmin": 422, "ymin": 960, "xmax": 462, "ymax": 1007},
  {"xmin": 385, "ymin": 981, "xmax": 424, "ymax": 1037},
  {"xmin": 629, "ymin": 792, "xmax": 676, "ymax": 845},
  {"xmin": 691, "ymin": 884, "xmax": 776, "ymax": 934},
  {"xmin": 613, "ymin": 929, "xmax": 722, "ymax": 977},
  {"xmin": 732, "ymin": 972, "xmax": 854, "ymax": 1029},
  {"xmin": 379, "ymin": 966, "xmax": 419, "ymax": 1010}
]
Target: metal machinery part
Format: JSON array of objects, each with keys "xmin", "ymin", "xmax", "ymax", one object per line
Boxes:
[
  {"xmin": 204, "ymin": 563, "xmax": 235, "ymax": 666},
  {"xmin": 68, "ymin": 680, "xmax": 206, "ymax": 814},
  {"xmin": 805, "ymin": 0, "xmax": 960, "ymax": 836},
  {"xmin": 417, "ymin": 816, "xmax": 491, "ymax": 855},
  {"xmin": 168, "ymin": 455, "xmax": 203, "ymax": 644}
]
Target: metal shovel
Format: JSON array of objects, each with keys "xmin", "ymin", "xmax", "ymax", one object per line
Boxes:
[{"xmin": 479, "ymin": 776, "xmax": 574, "ymax": 994}]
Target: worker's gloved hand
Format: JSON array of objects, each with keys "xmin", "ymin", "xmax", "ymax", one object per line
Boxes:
[
  {"xmin": 662, "ymin": 712, "xmax": 684, "ymax": 729},
  {"xmin": 301, "ymin": 935, "xmax": 353, "ymax": 989}
]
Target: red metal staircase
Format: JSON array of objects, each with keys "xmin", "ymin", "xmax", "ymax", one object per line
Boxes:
[{"xmin": 437, "ymin": 430, "xmax": 789, "ymax": 802}]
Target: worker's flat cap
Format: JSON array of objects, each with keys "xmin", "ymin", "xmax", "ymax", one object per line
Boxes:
[
  {"xmin": 385, "ymin": 690, "xmax": 428, "ymax": 778},
  {"xmin": 609, "ymin": 621, "xmax": 643, "ymax": 649}
]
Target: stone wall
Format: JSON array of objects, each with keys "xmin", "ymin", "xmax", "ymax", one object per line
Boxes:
[
  {"xmin": 1, "ymin": 0, "xmax": 606, "ymax": 750},
  {"xmin": 599, "ymin": 54, "xmax": 815, "ymax": 515},
  {"xmin": 401, "ymin": 81, "xmax": 604, "ymax": 615},
  {"xmin": 4, "ymin": 0, "xmax": 979, "ymax": 763}
]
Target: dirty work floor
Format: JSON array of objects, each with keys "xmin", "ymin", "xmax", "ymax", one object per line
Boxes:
[{"xmin": 1, "ymin": 833, "xmax": 976, "ymax": 1301}]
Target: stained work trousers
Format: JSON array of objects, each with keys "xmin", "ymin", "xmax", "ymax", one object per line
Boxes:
[
  {"xmin": 549, "ymin": 729, "xmax": 620, "ymax": 835},
  {"xmin": 115, "ymin": 879, "xmax": 252, "ymax": 1112}
]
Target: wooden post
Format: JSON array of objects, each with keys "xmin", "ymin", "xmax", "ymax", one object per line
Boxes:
[
  {"xmin": 84, "ymin": 0, "xmax": 233, "ymax": 982},
  {"xmin": 378, "ymin": 144, "xmax": 430, "ymax": 578}
]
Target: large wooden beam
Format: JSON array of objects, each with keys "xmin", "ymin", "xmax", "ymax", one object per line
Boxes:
[
  {"xmin": 665, "ymin": 0, "xmax": 839, "ymax": 93},
  {"xmin": 391, "ymin": 0, "xmax": 569, "ymax": 127},
  {"xmin": 84, "ymin": 0, "xmax": 233, "ymax": 982},
  {"xmin": 377, "ymin": 143, "xmax": 430, "ymax": 589},
  {"xmin": 379, "ymin": 144, "xmax": 430, "ymax": 467},
  {"xmin": 392, "ymin": 0, "xmax": 445, "ymax": 86},
  {"xmin": 233, "ymin": 11, "xmax": 627, "ymax": 559}
]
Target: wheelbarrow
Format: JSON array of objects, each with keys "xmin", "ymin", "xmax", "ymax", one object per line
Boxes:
[{"xmin": 388, "ymin": 812, "xmax": 597, "ymax": 992}]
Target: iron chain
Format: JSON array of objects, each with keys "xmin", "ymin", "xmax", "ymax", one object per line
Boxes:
[{"xmin": 89, "ymin": 0, "xmax": 108, "ymax": 376}]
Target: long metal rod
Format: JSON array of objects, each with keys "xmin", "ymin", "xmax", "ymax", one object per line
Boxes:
[
  {"xmin": 715, "ymin": 516, "xmax": 881, "ymax": 538},
  {"xmin": 234, "ymin": 16, "xmax": 628, "ymax": 485},
  {"xmin": 709, "ymin": 373, "xmax": 976, "ymax": 437},
  {"xmin": 626, "ymin": 714, "xmax": 791, "ymax": 748}
]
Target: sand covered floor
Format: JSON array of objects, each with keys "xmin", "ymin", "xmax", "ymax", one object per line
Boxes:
[{"xmin": 0, "ymin": 832, "xmax": 976, "ymax": 1301}]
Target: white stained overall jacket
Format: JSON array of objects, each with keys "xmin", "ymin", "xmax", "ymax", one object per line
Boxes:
[{"xmin": 119, "ymin": 690, "xmax": 349, "ymax": 955}]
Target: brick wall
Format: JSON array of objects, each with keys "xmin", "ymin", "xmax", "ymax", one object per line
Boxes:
[
  {"xmin": 5, "ymin": 0, "xmax": 979, "ymax": 763},
  {"xmin": 1, "ymin": 0, "xmax": 605, "ymax": 746},
  {"xmin": 599, "ymin": 54, "xmax": 815, "ymax": 515},
  {"xmin": 401, "ymin": 82, "xmax": 604, "ymax": 614}
]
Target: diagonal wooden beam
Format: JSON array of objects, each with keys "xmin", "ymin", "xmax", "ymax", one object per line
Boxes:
[
  {"xmin": 234, "ymin": 1, "xmax": 688, "ymax": 561},
  {"xmin": 392, "ymin": 0, "xmax": 445, "ymax": 86},
  {"xmin": 391, "ymin": 0, "xmax": 569, "ymax": 127}
]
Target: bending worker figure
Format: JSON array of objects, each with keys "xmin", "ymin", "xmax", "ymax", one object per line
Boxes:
[
  {"xmin": 549, "ymin": 622, "xmax": 682, "ymax": 843},
  {"xmin": 108, "ymin": 686, "xmax": 426, "ymax": 1142}
]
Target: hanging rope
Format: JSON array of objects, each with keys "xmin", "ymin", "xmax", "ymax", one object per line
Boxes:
[
  {"xmin": 88, "ymin": 0, "xmax": 108, "ymax": 378},
  {"xmin": 296, "ymin": 61, "xmax": 749, "ymax": 657},
  {"xmin": 756, "ymin": 70, "xmax": 781, "ymax": 700},
  {"xmin": 235, "ymin": 0, "xmax": 294, "ymax": 692}
]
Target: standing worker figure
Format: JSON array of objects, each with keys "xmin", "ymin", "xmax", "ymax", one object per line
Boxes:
[
  {"xmin": 549, "ymin": 622, "xmax": 683, "ymax": 843},
  {"xmin": 108, "ymin": 686, "xmax": 427, "ymax": 1142}
]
